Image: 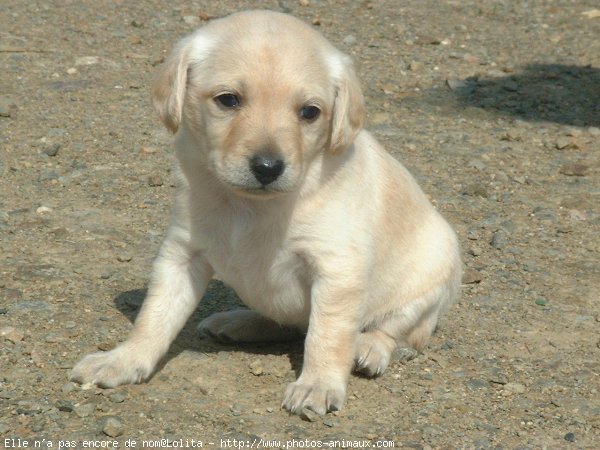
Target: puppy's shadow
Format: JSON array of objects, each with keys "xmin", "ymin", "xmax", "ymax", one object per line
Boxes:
[{"xmin": 114, "ymin": 280, "xmax": 304, "ymax": 378}]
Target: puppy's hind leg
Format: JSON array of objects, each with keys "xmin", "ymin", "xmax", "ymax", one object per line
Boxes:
[
  {"xmin": 354, "ymin": 293, "xmax": 447, "ymax": 377},
  {"xmin": 355, "ymin": 266, "xmax": 460, "ymax": 378},
  {"xmin": 198, "ymin": 309, "xmax": 303, "ymax": 343}
]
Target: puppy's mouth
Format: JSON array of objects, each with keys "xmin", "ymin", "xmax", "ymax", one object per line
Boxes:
[{"xmin": 229, "ymin": 184, "xmax": 290, "ymax": 200}]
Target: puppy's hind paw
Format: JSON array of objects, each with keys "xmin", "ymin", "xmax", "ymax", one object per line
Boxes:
[
  {"xmin": 198, "ymin": 309, "xmax": 302, "ymax": 343},
  {"xmin": 354, "ymin": 331, "xmax": 394, "ymax": 377}
]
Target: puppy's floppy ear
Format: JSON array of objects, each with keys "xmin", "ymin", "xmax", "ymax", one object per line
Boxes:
[
  {"xmin": 328, "ymin": 53, "xmax": 366, "ymax": 153},
  {"xmin": 153, "ymin": 31, "xmax": 216, "ymax": 134},
  {"xmin": 151, "ymin": 38, "xmax": 193, "ymax": 134}
]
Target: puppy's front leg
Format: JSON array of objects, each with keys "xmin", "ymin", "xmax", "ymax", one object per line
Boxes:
[
  {"xmin": 70, "ymin": 231, "xmax": 213, "ymax": 388},
  {"xmin": 282, "ymin": 280, "xmax": 362, "ymax": 415}
]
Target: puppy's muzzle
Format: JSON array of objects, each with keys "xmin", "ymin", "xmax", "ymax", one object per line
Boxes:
[{"xmin": 249, "ymin": 153, "xmax": 285, "ymax": 186}]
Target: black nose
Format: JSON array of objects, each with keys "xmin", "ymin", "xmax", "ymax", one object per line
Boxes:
[{"xmin": 249, "ymin": 154, "xmax": 285, "ymax": 185}]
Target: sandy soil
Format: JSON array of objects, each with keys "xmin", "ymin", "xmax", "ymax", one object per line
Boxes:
[{"xmin": 1, "ymin": 0, "xmax": 599, "ymax": 448}]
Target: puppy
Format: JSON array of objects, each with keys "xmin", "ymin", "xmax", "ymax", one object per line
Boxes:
[{"xmin": 71, "ymin": 10, "xmax": 461, "ymax": 415}]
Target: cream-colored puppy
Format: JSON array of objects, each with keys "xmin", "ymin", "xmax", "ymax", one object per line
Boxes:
[{"xmin": 71, "ymin": 10, "xmax": 461, "ymax": 415}]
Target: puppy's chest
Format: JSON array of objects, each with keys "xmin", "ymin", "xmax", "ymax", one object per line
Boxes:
[{"xmin": 195, "ymin": 212, "xmax": 311, "ymax": 324}]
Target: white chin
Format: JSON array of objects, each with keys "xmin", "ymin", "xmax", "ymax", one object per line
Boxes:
[{"xmin": 232, "ymin": 187, "xmax": 287, "ymax": 199}]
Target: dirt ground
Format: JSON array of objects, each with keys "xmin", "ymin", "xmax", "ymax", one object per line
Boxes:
[{"xmin": 1, "ymin": 0, "xmax": 599, "ymax": 448}]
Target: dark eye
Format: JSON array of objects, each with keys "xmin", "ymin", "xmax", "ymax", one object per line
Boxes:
[
  {"xmin": 215, "ymin": 93, "xmax": 240, "ymax": 108},
  {"xmin": 300, "ymin": 105, "xmax": 320, "ymax": 121}
]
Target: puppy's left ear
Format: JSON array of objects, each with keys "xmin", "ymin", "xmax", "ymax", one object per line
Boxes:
[
  {"xmin": 151, "ymin": 36, "xmax": 197, "ymax": 134},
  {"xmin": 328, "ymin": 53, "xmax": 366, "ymax": 153}
]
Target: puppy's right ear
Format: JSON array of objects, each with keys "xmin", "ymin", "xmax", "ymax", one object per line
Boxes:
[
  {"xmin": 327, "ymin": 53, "xmax": 366, "ymax": 154},
  {"xmin": 151, "ymin": 37, "xmax": 194, "ymax": 134}
]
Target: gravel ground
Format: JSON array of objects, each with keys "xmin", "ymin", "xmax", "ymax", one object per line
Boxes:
[{"xmin": 1, "ymin": 0, "xmax": 599, "ymax": 448}]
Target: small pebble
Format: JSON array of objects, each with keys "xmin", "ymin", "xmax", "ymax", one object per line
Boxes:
[
  {"xmin": 468, "ymin": 159, "xmax": 486, "ymax": 170},
  {"xmin": 468, "ymin": 246, "xmax": 482, "ymax": 257},
  {"xmin": 559, "ymin": 163, "xmax": 589, "ymax": 177},
  {"xmin": 139, "ymin": 145, "xmax": 157, "ymax": 154},
  {"xmin": 249, "ymin": 359, "xmax": 264, "ymax": 376},
  {"xmin": 564, "ymin": 432, "xmax": 576, "ymax": 442},
  {"xmin": 503, "ymin": 382, "xmax": 525, "ymax": 394},
  {"xmin": 74, "ymin": 403, "xmax": 95, "ymax": 417},
  {"xmin": 568, "ymin": 209, "xmax": 587, "ymax": 221},
  {"xmin": 0, "ymin": 97, "xmax": 18, "ymax": 117},
  {"xmin": 13, "ymin": 300, "xmax": 51, "ymax": 312},
  {"xmin": 342, "ymin": 35, "xmax": 357, "ymax": 46},
  {"xmin": 117, "ymin": 254, "xmax": 133, "ymax": 262},
  {"xmin": 38, "ymin": 171, "xmax": 60, "ymax": 182},
  {"xmin": 555, "ymin": 137, "xmax": 573, "ymax": 150},
  {"xmin": 55, "ymin": 400, "xmax": 74, "ymax": 412},
  {"xmin": 43, "ymin": 143, "xmax": 61, "ymax": 157},
  {"xmin": 502, "ymin": 79, "xmax": 519, "ymax": 92},
  {"xmin": 45, "ymin": 333, "xmax": 67, "ymax": 343},
  {"xmin": 61, "ymin": 382, "xmax": 77, "ymax": 393},
  {"xmin": 467, "ymin": 229, "xmax": 480, "ymax": 240},
  {"xmin": 462, "ymin": 183, "xmax": 488, "ymax": 198},
  {"xmin": 462, "ymin": 268, "xmax": 482, "ymax": 284},
  {"xmin": 16, "ymin": 401, "xmax": 43, "ymax": 416},
  {"xmin": 0, "ymin": 326, "xmax": 24, "ymax": 343},
  {"xmin": 51, "ymin": 227, "xmax": 69, "ymax": 239},
  {"xmin": 446, "ymin": 78, "xmax": 476, "ymax": 95},
  {"xmin": 36, "ymin": 206, "xmax": 53, "ymax": 214},
  {"xmin": 109, "ymin": 392, "xmax": 127, "ymax": 403},
  {"xmin": 301, "ymin": 407, "xmax": 321, "ymax": 422},
  {"xmin": 97, "ymin": 341, "xmax": 116, "ymax": 351},
  {"xmin": 490, "ymin": 231, "xmax": 507, "ymax": 249},
  {"xmin": 407, "ymin": 61, "xmax": 423, "ymax": 71},
  {"xmin": 488, "ymin": 372, "xmax": 509, "ymax": 385},
  {"xmin": 511, "ymin": 175, "xmax": 527, "ymax": 185},
  {"xmin": 147, "ymin": 173, "xmax": 164, "ymax": 186},
  {"xmin": 102, "ymin": 416, "xmax": 124, "ymax": 437},
  {"xmin": 75, "ymin": 56, "xmax": 100, "ymax": 66},
  {"xmin": 182, "ymin": 15, "xmax": 200, "ymax": 26}
]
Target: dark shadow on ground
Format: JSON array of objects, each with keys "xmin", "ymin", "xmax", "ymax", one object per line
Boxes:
[
  {"xmin": 449, "ymin": 63, "xmax": 600, "ymax": 126},
  {"xmin": 113, "ymin": 280, "xmax": 304, "ymax": 378}
]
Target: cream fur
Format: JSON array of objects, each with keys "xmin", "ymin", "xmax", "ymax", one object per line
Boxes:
[{"xmin": 70, "ymin": 10, "xmax": 462, "ymax": 416}]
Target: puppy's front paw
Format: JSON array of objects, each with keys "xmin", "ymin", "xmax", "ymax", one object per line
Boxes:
[
  {"xmin": 70, "ymin": 346, "xmax": 153, "ymax": 388},
  {"xmin": 282, "ymin": 377, "xmax": 346, "ymax": 416}
]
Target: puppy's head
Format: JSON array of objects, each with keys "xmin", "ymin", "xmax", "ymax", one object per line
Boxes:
[{"xmin": 152, "ymin": 10, "xmax": 365, "ymax": 198}]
